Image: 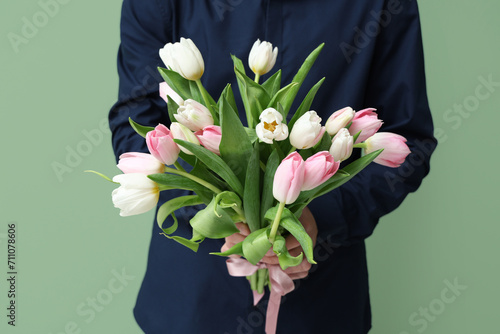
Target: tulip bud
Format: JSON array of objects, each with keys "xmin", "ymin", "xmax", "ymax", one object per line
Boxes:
[
  {"xmin": 325, "ymin": 106, "xmax": 355, "ymax": 136},
  {"xmin": 365, "ymin": 132, "xmax": 411, "ymax": 168},
  {"xmin": 255, "ymin": 108, "xmax": 289, "ymax": 144},
  {"xmin": 273, "ymin": 152, "xmax": 305, "ymax": 204},
  {"xmin": 302, "ymin": 152, "xmax": 340, "ymax": 191},
  {"xmin": 117, "ymin": 152, "xmax": 164, "ymax": 175},
  {"xmin": 174, "ymin": 99, "xmax": 214, "ymax": 131},
  {"xmin": 159, "ymin": 82, "xmax": 184, "ymax": 106},
  {"xmin": 289, "ymin": 111, "xmax": 325, "ymax": 149},
  {"xmin": 112, "ymin": 173, "xmax": 160, "ymax": 217},
  {"xmin": 349, "ymin": 108, "xmax": 383, "ymax": 143},
  {"xmin": 329, "ymin": 128, "xmax": 354, "ymax": 162},
  {"xmin": 159, "ymin": 38, "xmax": 204, "ymax": 81},
  {"xmin": 248, "ymin": 39, "xmax": 278, "ymax": 76},
  {"xmin": 146, "ymin": 124, "xmax": 180, "ymax": 166},
  {"xmin": 195, "ymin": 125, "xmax": 222, "ymax": 155},
  {"xmin": 170, "ymin": 122, "xmax": 200, "ymax": 155}
]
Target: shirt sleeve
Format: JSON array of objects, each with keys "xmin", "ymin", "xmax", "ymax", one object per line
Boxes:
[
  {"xmin": 309, "ymin": 0, "xmax": 437, "ymax": 246},
  {"xmin": 109, "ymin": 0, "xmax": 172, "ymax": 160}
]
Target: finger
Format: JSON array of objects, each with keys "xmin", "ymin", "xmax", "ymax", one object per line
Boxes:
[
  {"xmin": 260, "ymin": 255, "xmax": 280, "ymax": 265},
  {"xmin": 235, "ymin": 222, "xmax": 250, "ymax": 236},
  {"xmin": 284, "ymin": 259, "xmax": 311, "ymax": 274},
  {"xmin": 289, "ymin": 272, "xmax": 308, "ymax": 280}
]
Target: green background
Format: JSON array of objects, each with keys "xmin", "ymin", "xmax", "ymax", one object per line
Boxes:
[{"xmin": 0, "ymin": 0, "xmax": 498, "ymax": 333}]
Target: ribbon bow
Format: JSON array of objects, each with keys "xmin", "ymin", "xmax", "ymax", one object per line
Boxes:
[{"xmin": 226, "ymin": 258, "xmax": 295, "ymax": 334}]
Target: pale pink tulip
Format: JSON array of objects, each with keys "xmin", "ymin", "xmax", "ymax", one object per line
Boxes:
[
  {"xmin": 289, "ymin": 111, "xmax": 325, "ymax": 149},
  {"xmin": 349, "ymin": 108, "xmax": 383, "ymax": 143},
  {"xmin": 170, "ymin": 122, "xmax": 200, "ymax": 155},
  {"xmin": 159, "ymin": 82, "xmax": 184, "ymax": 106},
  {"xmin": 302, "ymin": 151, "xmax": 340, "ymax": 191},
  {"xmin": 273, "ymin": 152, "xmax": 305, "ymax": 204},
  {"xmin": 325, "ymin": 106, "xmax": 355, "ymax": 136},
  {"xmin": 117, "ymin": 152, "xmax": 164, "ymax": 175},
  {"xmin": 146, "ymin": 124, "xmax": 180, "ymax": 165},
  {"xmin": 329, "ymin": 128, "xmax": 354, "ymax": 162},
  {"xmin": 174, "ymin": 99, "xmax": 213, "ymax": 131},
  {"xmin": 365, "ymin": 132, "xmax": 411, "ymax": 168},
  {"xmin": 195, "ymin": 125, "xmax": 222, "ymax": 155}
]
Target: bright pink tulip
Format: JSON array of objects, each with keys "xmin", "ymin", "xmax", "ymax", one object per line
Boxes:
[
  {"xmin": 146, "ymin": 124, "xmax": 180, "ymax": 165},
  {"xmin": 365, "ymin": 132, "xmax": 411, "ymax": 168},
  {"xmin": 302, "ymin": 151, "xmax": 340, "ymax": 191},
  {"xmin": 349, "ymin": 108, "xmax": 383, "ymax": 143},
  {"xmin": 195, "ymin": 125, "xmax": 222, "ymax": 155},
  {"xmin": 273, "ymin": 152, "xmax": 305, "ymax": 204},
  {"xmin": 159, "ymin": 82, "xmax": 184, "ymax": 106},
  {"xmin": 117, "ymin": 152, "xmax": 164, "ymax": 175}
]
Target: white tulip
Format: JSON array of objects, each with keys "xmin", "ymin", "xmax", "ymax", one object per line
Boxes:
[
  {"xmin": 289, "ymin": 111, "xmax": 325, "ymax": 149},
  {"xmin": 174, "ymin": 99, "xmax": 214, "ymax": 131},
  {"xmin": 170, "ymin": 122, "xmax": 200, "ymax": 155},
  {"xmin": 159, "ymin": 38, "xmax": 204, "ymax": 81},
  {"xmin": 329, "ymin": 128, "xmax": 354, "ymax": 162},
  {"xmin": 255, "ymin": 108, "xmax": 289, "ymax": 144},
  {"xmin": 112, "ymin": 174, "xmax": 159, "ymax": 217},
  {"xmin": 248, "ymin": 39, "xmax": 278, "ymax": 76},
  {"xmin": 325, "ymin": 107, "xmax": 355, "ymax": 136}
]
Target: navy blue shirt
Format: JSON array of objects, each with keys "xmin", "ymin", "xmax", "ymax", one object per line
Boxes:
[{"xmin": 109, "ymin": 1, "xmax": 436, "ymax": 333}]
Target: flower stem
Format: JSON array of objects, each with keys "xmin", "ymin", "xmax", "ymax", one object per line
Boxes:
[
  {"xmin": 254, "ymin": 73, "xmax": 260, "ymax": 84},
  {"xmin": 164, "ymin": 166, "xmax": 222, "ymax": 194},
  {"xmin": 269, "ymin": 201, "xmax": 286, "ymax": 244},
  {"xmin": 195, "ymin": 79, "xmax": 216, "ymax": 120},
  {"xmin": 249, "ymin": 272, "xmax": 258, "ymax": 291},
  {"xmin": 256, "ymin": 269, "xmax": 267, "ymax": 294},
  {"xmin": 353, "ymin": 143, "xmax": 368, "ymax": 149}
]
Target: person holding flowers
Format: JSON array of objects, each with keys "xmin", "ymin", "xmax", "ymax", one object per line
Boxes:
[{"xmin": 107, "ymin": 0, "xmax": 436, "ymax": 333}]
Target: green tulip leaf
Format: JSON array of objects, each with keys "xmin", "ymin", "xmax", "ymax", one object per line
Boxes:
[
  {"xmin": 167, "ymin": 96, "xmax": 179, "ymax": 124},
  {"xmin": 189, "ymin": 196, "xmax": 239, "ymax": 239},
  {"xmin": 232, "ymin": 59, "xmax": 271, "ymax": 127},
  {"xmin": 157, "ymin": 67, "xmax": 192, "ymax": 100},
  {"xmin": 129, "ymin": 118, "xmax": 154, "ymax": 138},
  {"xmin": 260, "ymin": 150, "xmax": 280, "ymax": 223},
  {"xmin": 219, "ymin": 96, "xmax": 253, "ymax": 184},
  {"xmin": 282, "ymin": 43, "xmax": 325, "ymax": 119},
  {"xmin": 218, "ymin": 84, "xmax": 238, "ymax": 115},
  {"xmin": 242, "ymin": 228, "xmax": 272, "ymax": 265},
  {"xmin": 148, "ymin": 173, "xmax": 213, "ymax": 203},
  {"xmin": 273, "ymin": 235, "xmax": 304, "ymax": 270},
  {"xmin": 243, "ymin": 143, "xmax": 261, "ymax": 232},
  {"xmin": 262, "ymin": 70, "xmax": 282, "ymax": 97},
  {"xmin": 210, "ymin": 241, "xmax": 244, "ymax": 257},
  {"xmin": 264, "ymin": 206, "xmax": 316, "ymax": 264},
  {"xmin": 267, "ymin": 82, "xmax": 299, "ymax": 119},
  {"xmin": 288, "ymin": 77, "xmax": 325, "ymax": 130},
  {"xmin": 174, "ymin": 140, "xmax": 244, "ymax": 196},
  {"xmin": 156, "ymin": 195, "xmax": 204, "ymax": 234}
]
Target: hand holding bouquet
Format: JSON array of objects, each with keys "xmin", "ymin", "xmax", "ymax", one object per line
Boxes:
[{"xmin": 90, "ymin": 37, "xmax": 410, "ymax": 334}]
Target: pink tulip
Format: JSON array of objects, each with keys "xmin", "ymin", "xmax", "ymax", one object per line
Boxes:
[
  {"xmin": 117, "ymin": 152, "xmax": 164, "ymax": 175},
  {"xmin": 195, "ymin": 125, "xmax": 222, "ymax": 155},
  {"xmin": 349, "ymin": 108, "xmax": 383, "ymax": 143},
  {"xmin": 365, "ymin": 132, "xmax": 411, "ymax": 168},
  {"xmin": 159, "ymin": 82, "xmax": 184, "ymax": 106},
  {"xmin": 273, "ymin": 152, "xmax": 305, "ymax": 204},
  {"xmin": 302, "ymin": 151, "xmax": 340, "ymax": 191},
  {"xmin": 329, "ymin": 128, "xmax": 354, "ymax": 162},
  {"xmin": 325, "ymin": 106, "xmax": 355, "ymax": 136},
  {"xmin": 146, "ymin": 124, "xmax": 180, "ymax": 165}
]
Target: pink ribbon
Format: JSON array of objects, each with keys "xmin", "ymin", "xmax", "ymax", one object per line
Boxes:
[{"xmin": 226, "ymin": 258, "xmax": 295, "ymax": 334}]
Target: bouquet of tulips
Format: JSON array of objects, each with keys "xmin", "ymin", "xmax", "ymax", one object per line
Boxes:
[{"xmin": 91, "ymin": 38, "xmax": 410, "ymax": 334}]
